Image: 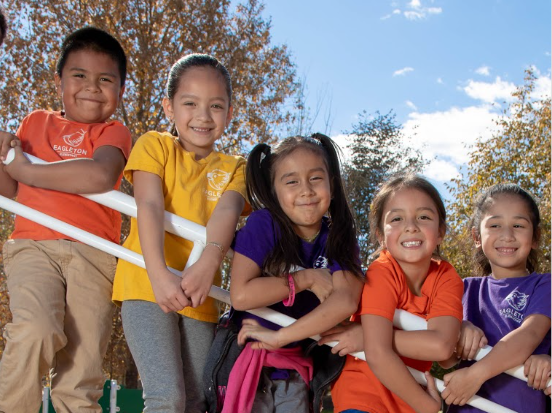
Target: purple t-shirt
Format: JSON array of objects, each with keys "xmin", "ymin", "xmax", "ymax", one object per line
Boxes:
[
  {"xmin": 231, "ymin": 208, "xmax": 346, "ymax": 330},
  {"xmin": 448, "ymin": 272, "xmax": 551, "ymax": 413}
]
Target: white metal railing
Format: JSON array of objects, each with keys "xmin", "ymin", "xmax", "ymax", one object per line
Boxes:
[{"xmin": 2, "ymin": 150, "xmax": 538, "ymax": 412}]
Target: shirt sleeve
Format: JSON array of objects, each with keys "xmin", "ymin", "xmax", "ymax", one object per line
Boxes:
[
  {"xmin": 426, "ymin": 261, "xmax": 464, "ymax": 322},
  {"xmin": 93, "ymin": 120, "xmax": 132, "ymax": 160},
  {"xmin": 233, "ymin": 209, "xmax": 277, "ymax": 269},
  {"xmin": 526, "ymin": 273, "xmax": 551, "ymax": 319},
  {"xmin": 358, "ymin": 259, "xmax": 401, "ymax": 321},
  {"xmin": 124, "ymin": 132, "xmax": 167, "ymax": 183},
  {"xmin": 223, "ymin": 156, "xmax": 251, "ymax": 216}
]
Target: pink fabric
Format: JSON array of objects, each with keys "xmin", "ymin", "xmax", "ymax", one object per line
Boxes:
[{"xmin": 221, "ymin": 343, "xmax": 313, "ymax": 413}]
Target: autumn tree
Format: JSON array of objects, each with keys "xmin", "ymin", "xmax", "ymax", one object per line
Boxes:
[
  {"xmin": 0, "ymin": 0, "xmax": 298, "ymax": 387},
  {"xmin": 0, "ymin": 0, "xmax": 297, "ymax": 150},
  {"xmin": 443, "ymin": 68, "xmax": 551, "ymax": 278},
  {"xmin": 344, "ymin": 111, "xmax": 425, "ymax": 265}
]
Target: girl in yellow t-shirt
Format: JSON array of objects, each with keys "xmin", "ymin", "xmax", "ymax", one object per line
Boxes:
[{"xmin": 113, "ymin": 54, "xmax": 249, "ymax": 413}]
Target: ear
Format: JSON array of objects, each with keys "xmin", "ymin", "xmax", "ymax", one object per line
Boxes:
[
  {"xmin": 225, "ymin": 105, "xmax": 233, "ymax": 127},
  {"xmin": 375, "ymin": 229, "xmax": 385, "ymax": 247},
  {"xmin": 471, "ymin": 227, "xmax": 482, "ymax": 248},
  {"xmin": 162, "ymin": 97, "xmax": 173, "ymax": 121},
  {"xmin": 118, "ymin": 84, "xmax": 125, "ymax": 101},
  {"xmin": 54, "ymin": 73, "xmax": 62, "ymax": 97},
  {"xmin": 532, "ymin": 227, "xmax": 541, "ymax": 250}
]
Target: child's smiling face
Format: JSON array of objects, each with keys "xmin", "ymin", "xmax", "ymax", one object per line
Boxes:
[
  {"xmin": 475, "ymin": 194, "xmax": 537, "ymax": 279},
  {"xmin": 55, "ymin": 49, "xmax": 124, "ymax": 124},
  {"xmin": 379, "ymin": 187, "xmax": 443, "ymax": 276}
]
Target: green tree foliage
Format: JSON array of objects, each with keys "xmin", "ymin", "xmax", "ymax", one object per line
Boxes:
[
  {"xmin": 0, "ymin": 0, "xmax": 298, "ymax": 386},
  {"xmin": 444, "ymin": 68, "xmax": 551, "ymax": 278},
  {"xmin": 344, "ymin": 111, "xmax": 425, "ymax": 264}
]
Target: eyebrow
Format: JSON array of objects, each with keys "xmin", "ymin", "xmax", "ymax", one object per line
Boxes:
[
  {"xmin": 487, "ymin": 215, "xmax": 531, "ymax": 222},
  {"xmin": 177, "ymin": 93, "xmax": 227, "ymax": 102},
  {"xmin": 68, "ymin": 67, "xmax": 118, "ymax": 78},
  {"xmin": 279, "ymin": 167, "xmax": 326, "ymax": 181},
  {"xmin": 388, "ymin": 207, "xmax": 436, "ymax": 214}
]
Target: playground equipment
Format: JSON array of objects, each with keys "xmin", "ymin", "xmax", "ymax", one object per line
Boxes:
[{"xmin": 3, "ymin": 149, "xmax": 543, "ymax": 413}]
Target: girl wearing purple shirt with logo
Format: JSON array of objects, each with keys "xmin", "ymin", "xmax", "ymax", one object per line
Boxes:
[
  {"xmin": 225, "ymin": 134, "xmax": 364, "ymax": 413},
  {"xmin": 441, "ymin": 183, "xmax": 551, "ymax": 413}
]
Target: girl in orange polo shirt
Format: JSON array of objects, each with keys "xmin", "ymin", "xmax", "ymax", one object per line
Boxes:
[{"xmin": 330, "ymin": 173, "xmax": 464, "ymax": 413}]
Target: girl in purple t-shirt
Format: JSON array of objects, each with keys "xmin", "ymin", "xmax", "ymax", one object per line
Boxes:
[
  {"xmin": 441, "ymin": 183, "xmax": 551, "ymax": 413},
  {"xmin": 224, "ymin": 134, "xmax": 364, "ymax": 413}
]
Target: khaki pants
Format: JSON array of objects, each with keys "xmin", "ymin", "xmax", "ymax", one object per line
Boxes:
[{"xmin": 0, "ymin": 239, "xmax": 116, "ymax": 413}]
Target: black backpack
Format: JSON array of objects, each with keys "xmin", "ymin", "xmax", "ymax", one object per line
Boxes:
[{"xmin": 203, "ymin": 312, "xmax": 243, "ymax": 413}]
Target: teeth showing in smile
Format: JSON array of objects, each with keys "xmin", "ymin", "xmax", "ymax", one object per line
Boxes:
[
  {"xmin": 402, "ymin": 241, "xmax": 421, "ymax": 247},
  {"xmin": 192, "ymin": 127, "xmax": 210, "ymax": 132},
  {"xmin": 497, "ymin": 247, "xmax": 516, "ymax": 254}
]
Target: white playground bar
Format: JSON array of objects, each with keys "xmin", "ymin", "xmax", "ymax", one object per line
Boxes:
[{"xmin": 1, "ymin": 150, "xmax": 543, "ymax": 413}]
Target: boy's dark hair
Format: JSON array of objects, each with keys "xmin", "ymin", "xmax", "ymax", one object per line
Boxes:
[
  {"xmin": 470, "ymin": 183, "xmax": 541, "ymax": 276},
  {"xmin": 246, "ymin": 133, "xmax": 363, "ymax": 279},
  {"xmin": 166, "ymin": 53, "xmax": 232, "ymax": 137},
  {"xmin": 369, "ymin": 172, "xmax": 447, "ymax": 260},
  {"xmin": 56, "ymin": 27, "xmax": 127, "ymax": 86},
  {"xmin": 0, "ymin": 8, "xmax": 6, "ymax": 45}
]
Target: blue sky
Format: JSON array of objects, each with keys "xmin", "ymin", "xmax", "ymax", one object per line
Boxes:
[{"xmin": 261, "ymin": 0, "xmax": 551, "ymax": 193}]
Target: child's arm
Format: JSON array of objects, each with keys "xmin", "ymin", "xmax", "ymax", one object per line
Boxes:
[
  {"xmin": 439, "ymin": 320, "xmax": 488, "ymax": 369},
  {"xmin": 0, "ymin": 131, "xmax": 19, "ymax": 198},
  {"xmin": 230, "ymin": 253, "xmax": 333, "ymax": 310},
  {"xmin": 237, "ymin": 270, "xmax": 363, "ymax": 349},
  {"xmin": 180, "ymin": 190, "xmax": 245, "ymax": 308},
  {"xmin": 133, "ymin": 170, "xmax": 190, "ymax": 313},
  {"xmin": 4, "ymin": 144, "xmax": 125, "ymax": 194},
  {"xmin": 442, "ymin": 313, "xmax": 550, "ymax": 406},
  {"xmin": 524, "ymin": 354, "xmax": 551, "ymax": 395},
  {"xmin": 362, "ymin": 314, "xmax": 441, "ymax": 413}
]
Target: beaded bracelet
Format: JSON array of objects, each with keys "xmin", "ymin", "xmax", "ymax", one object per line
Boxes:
[
  {"xmin": 282, "ymin": 273, "xmax": 296, "ymax": 307},
  {"xmin": 206, "ymin": 241, "xmax": 225, "ymax": 260}
]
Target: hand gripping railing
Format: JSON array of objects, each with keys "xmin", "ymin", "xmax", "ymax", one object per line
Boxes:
[{"xmin": 1, "ymin": 149, "xmax": 526, "ymax": 413}]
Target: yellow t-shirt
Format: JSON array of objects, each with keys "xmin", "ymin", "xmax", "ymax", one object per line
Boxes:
[{"xmin": 113, "ymin": 131, "xmax": 249, "ymax": 323}]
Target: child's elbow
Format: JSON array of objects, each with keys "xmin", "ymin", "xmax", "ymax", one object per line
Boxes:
[
  {"xmin": 433, "ymin": 336, "xmax": 457, "ymax": 361},
  {"xmin": 364, "ymin": 345, "xmax": 388, "ymax": 370},
  {"xmin": 230, "ymin": 290, "xmax": 249, "ymax": 311}
]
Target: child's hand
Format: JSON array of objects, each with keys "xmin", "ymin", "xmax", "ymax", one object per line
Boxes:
[
  {"xmin": 442, "ymin": 367, "xmax": 483, "ymax": 406},
  {"xmin": 238, "ymin": 318, "xmax": 283, "ymax": 350},
  {"xmin": 304, "ymin": 268, "xmax": 333, "ymax": 303},
  {"xmin": 150, "ymin": 268, "xmax": 190, "ymax": 313},
  {"xmin": 180, "ymin": 254, "xmax": 219, "ymax": 308},
  {"xmin": 456, "ymin": 320, "xmax": 488, "ymax": 361},
  {"xmin": 424, "ymin": 371, "xmax": 442, "ymax": 413},
  {"xmin": 0, "ymin": 131, "xmax": 20, "ymax": 162},
  {"xmin": 318, "ymin": 320, "xmax": 363, "ymax": 356},
  {"xmin": 524, "ymin": 354, "xmax": 551, "ymax": 394}
]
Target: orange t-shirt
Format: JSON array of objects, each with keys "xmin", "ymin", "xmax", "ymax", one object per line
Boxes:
[
  {"xmin": 11, "ymin": 110, "xmax": 132, "ymax": 243},
  {"xmin": 331, "ymin": 250, "xmax": 463, "ymax": 413}
]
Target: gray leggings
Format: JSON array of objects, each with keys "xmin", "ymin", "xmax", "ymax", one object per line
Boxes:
[{"xmin": 121, "ymin": 300, "xmax": 215, "ymax": 413}]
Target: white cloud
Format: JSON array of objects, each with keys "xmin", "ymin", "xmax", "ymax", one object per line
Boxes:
[
  {"xmin": 382, "ymin": 1, "xmax": 441, "ymax": 20},
  {"xmin": 463, "ymin": 76, "xmax": 516, "ymax": 104},
  {"xmin": 393, "ymin": 67, "xmax": 414, "ymax": 76},
  {"xmin": 427, "ymin": 7, "xmax": 442, "ymax": 14},
  {"xmin": 409, "ymin": 0, "xmax": 421, "ymax": 8},
  {"xmin": 534, "ymin": 74, "xmax": 551, "ymax": 100},
  {"xmin": 403, "ymin": 106, "xmax": 501, "ymax": 181},
  {"xmin": 404, "ymin": 11, "xmax": 424, "ymax": 20},
  {"xmin": 406, "ymin": 100, "xmax": 418, "ymax": 110},
  {"xmin": 475, "ymin": 65, "xmax": 491, "ymax": 76},
  {"xmin": 437, "ymin": 77, "xmax": 444, "ymax": 84},
  {"xmin": 331, "ymin": 133, "xmax": 354, "ymax": 161},
  {"xmin": 424, "ymin": 159, "xmax": 460, "ymax": 182}
]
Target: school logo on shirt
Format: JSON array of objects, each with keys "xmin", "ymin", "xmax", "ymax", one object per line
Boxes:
[
  {"xmin": 53, "ymin": 129, "xmax": 88, "ymax": 158},
  {"xmin": 205, "ymin": 169, "xmax": 231, "ymax": 201},
  {"xmin": 500, "ymin": 290, "xmax": 529, "ymax": 324},
  {"xmin": 314, "ymin": 256, "xmax": 328, "ymax": 269}
]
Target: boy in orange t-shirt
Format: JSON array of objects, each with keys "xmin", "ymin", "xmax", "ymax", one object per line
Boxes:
[{"xmin": 0, "ymin": 27, "xmax": 131, "ymax": 413}]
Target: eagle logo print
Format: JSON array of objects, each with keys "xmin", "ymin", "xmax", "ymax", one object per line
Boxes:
[
  {"xmin": 207, "ymin": 169, "xmax": 231, "ymax": 191},
  {"xmin": 505, "ymin": 290, "xmax": 529, "ymax": 312},
  {"xmin": 62, "ymin": 129, "xmax": 86, "ymax": 147}
]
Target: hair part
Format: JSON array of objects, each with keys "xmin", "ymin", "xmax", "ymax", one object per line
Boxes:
[
  {"xmin": 369, "ymin": 172, "xmax": 447, "ymax": 259},
  {"xmin": 469, "ymin": 183, "xmax": 541, "ymax": 276},
  {"xmin": 166, "ymin": 53, "xmax": 232, "ymax": 136},
  {"xmin": 56, "ymin": 26, "xmax": 127, "ymax": 87},
  {"xmin": 246, "ymin": 133, "xmax": 363, "ymax": 279}
]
